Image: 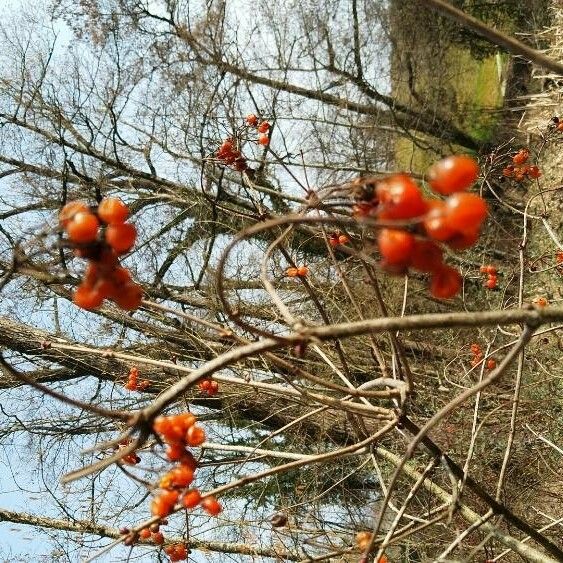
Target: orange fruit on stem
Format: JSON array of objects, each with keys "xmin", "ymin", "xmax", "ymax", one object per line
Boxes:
[
  {"xmin": 66, "ymin": 212, "xmax": 100, "ymax": 243},
  {"xmin": 59, "ymin": 201, "xmax": 89, "ymax": 227},
  {"xmin": 73, "ymin": 283, "xmax": 104, "ymax": 310},
  {"xmin": 427, "ymin": 155, "xmax": 479, "ymax": 195},
  {"xmin": 376, "ymin": 174, "xmax": 427, "ymax": 220},
  {"xmin": 377, "ymin": 228, "xmax": 415, "ymax": 265},
  {"xmin": 186, "ymin": 425, "xmax": 206, "ymax": 446},
  {"xmin": 182, "ymin": 489, "xmax": 201, "ymax": 509},
  {"xmin": 105, "ymin": 222, "xmax": 137, "ymax": 254},
  {"xmin": 201, "ymin": 495, "xmax": 222, "ymax": 516},
  {"xmin": 430, "ymin": 265, "xmax": 461, "ymax": 299},
  {"xmin": 97, "ymin": 197, "xmax": 129, "ymax": 224},
  {"xmin": 445, "ymin": 193, "xmax": 487, "ymax": 233},
  {"xmin": 410, "ymin": 239, "xmax": 443, "ymax": 272}
]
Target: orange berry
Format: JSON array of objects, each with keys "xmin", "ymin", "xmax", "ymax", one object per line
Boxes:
[
  {"xmin": 486, "ymin": 358, "xmax": 496, "ymax": 370},
  {"xmin": 97, "ymin": 197, "xmax": 129, "ymax": 224},
  {"xmin": 512, "ymin": 148, "xmax": 529, "ymax": 165},
  {"xmin": 180, "ymin": 450, "xmax": 198, "ymax": 471},
  {"xmin": 201, "ymin": 495, "xmax": 222, "ymax": 516},
  {"xmin": 66, "ymin": 212, "xmax": 100, "ymax": 243},
  {"xmin": 105, "ymin": 222, "xmax": 137, "ymax": 254},
  {"xmin": 423, "ymin": 200, "xmax": 457, "ymax": 242},
  {"xmin": 409, "ymin": 239, "xmax": 443, "ymax": 273},
  {"xmin": 258, "ymin": 133, "xmax": 269, "ymax": 146},
  {"xmin": 73, "ymin": 283, "xmax": 104, "ymax": 310},
  {"xmin": 297, "ymin": 266, "xmax": 309, "ymax": 277},
  {"xmin": 257, "ymin": 121, "xmax": 270, "ymax": 133},
  {"xmin": 246, "ymin": 114, "xmax": 258, "ymax": 126},
  {"xmin": 139, "ymin": 528, "xmax": 151, "ymax": 540},
  {"xmin": 484, "ymin": 277, "xmax": 497, "ymax": 290},
  {"xmin": 427, "ymin": 155, "xmax": 479, "ymax": 195},
  {"xmin": 430, "ymin": 265, "xmax": 461, "ymax": 299},
  {"xmin": 152, "ymin": 531, "xmax": 165, "ymax": 544},
  {"xmin": 445, "ymin": 193, "xmax": 487, "ymax": 233},
  {"xmin": 376, "ymin": 174, "xmax": 427, "ymax": 220},
  {"xmin": 445, "ymin": 227, "xmax": 479, "ymax": 251},
  {"xmin": 356, "ymin": 531, "xmax": 371, "ymax": 550},
  {"xmin": 113, "ymin": 282, "xmax": 143, "ymax": 311},
  {"xmin": 113, "ymin": 266, "xmax": 132, "ymax": 285},
  {"xmin": 186, "ymin": 425, "xmax": 206, "ymax": 447},
  {"xmin": 182, "ymin": 489, "xmax": 201, "ymax": 509},
  {"xmin": 377, "ymin": 228, "xmax": 415, "ymax": 265},
  {"xmin": 166, "ymin": 442, "xmax": 187, "ymax": 462},
  {"xmin": 59, "ymin": 201, "xmax": 89, "ymax": 227},
  {"xmin": 286, "ymin": 267, "xmax": 299, "ymax": 277}
]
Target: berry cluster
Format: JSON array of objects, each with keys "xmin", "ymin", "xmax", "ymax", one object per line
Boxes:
[
  {"xmin": 165, "ymin": 543, "xmax": 188, "ymax": 561},
  {"xmin": 469, "ymin": 343, "xmax": 496, "ymax": 369},
  {"xmin": 124, "ymin": 366, "xmax": 150, "ymax": 392},
  {"xmin": 246, "ymin": 114, "xmax": 270, "ymax": 146},
  {"xmin": 286, "ymin": 265, "xmax": 309, "ymax": 277},
  {"xmin": 150, "ymin": 413, "xmax": 221, "ymax": 522},
  {"xmin": 328, "ymin": 231, "xmax": 350, "ymax": 247},
  {"xmin": 354, "ymin": 156, "xmax": 485, "ymax": 299},
  {"xmin": 121, "ymin": 523, "xmax": 165, "ymax": 546},
  {"xmin": 197, "ymin": 378, "xmax": 219, "ymax": 396},
  {"xmin": 59, "ymin": 198, "xmax": 142, "ymax": 311},
  {"xmin": 479, "ymin": 264, "xmax": 498, "ymax": 290},
  {"xmin": 502, "ymin": 149, "xmax": 540, "ymax": 182},
  {"xmin": 138, "ymin": 523, "xmax": 166, "ymax": 544},
  {"xmin": 216, "ymin": 138, "xmax": 248, "ymax": 171}
]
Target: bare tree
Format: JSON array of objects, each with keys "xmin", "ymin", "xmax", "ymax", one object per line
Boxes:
[{"xmin": 0, "ymin": 1, "xmax": 562, "ymax": 562}]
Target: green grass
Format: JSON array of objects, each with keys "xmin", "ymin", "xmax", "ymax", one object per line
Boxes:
[{"xmin": 393, "ymin": 48, "xmax": 508, "ymax": 173}]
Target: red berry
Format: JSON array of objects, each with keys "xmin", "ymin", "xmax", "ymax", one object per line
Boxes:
[
  {"xmin": 258, "ymin": 133, "xmax": 269, "ymax": 146},
  {"xmin": 152, "ymin": 531, "xmax": 165, "ymax": 544},
  {"xmin": 97, "ymin": 197, "xmax": 129, "ymax": 224},
  {"xmin": 528, "ymin": 165, "xmax": 541, "ymax": 179},
  {"xmin": 423, "ymin": 200, "xmax": 456, "ymax": 241},
  {"xmin": 376, "ymin": 175, "xmax": 427, "ymax": 220},
  {"xmin": 73, "ymin": 283, "xmax": 104, "ymax": 310},
  {"xmin": 430, "ymin": 265, "xmax": 461, "ymax": 299},
  {"xmin": 297, "ymin": 266, "xmax": 309, "ymax": 277},
  {"xmin": 377, "ymin": 228, "xmax": 415, "ymax": 265},
  {"xmin": 113, "ymin": 282, "xmax": 143, "ymax": 311},
  {"xmin": 59, "ymin": 201, "xmax": 89, "ymax": 227},
  {"xmin": 427, "ymin": 155, "xmax": 479, "ymax": 195},
  {"xmin": 445, "ymin": 193, "xmax": 487, "ymax": 233},
  {"xmin": 186, "ymin": 425, "xmax": 206, "ymax": 447},
  {"xmin": 246, "ymin": 114, "xmax": 258, "ymax": 126},
  {"xmin": 257, "ymin": 121, "xmax": 270, "ymax": 133},
  {"xmin": 66, "ymin": 212, "xmax": 100, "ymax": 243},
  {"xmin": 484, "ymin": 278, "xmax": 497, "ymax": 290},
  {"xmin": 105, "ymin": 222, "xmax": 137, "ymax": 254},
  {"xmin": 486, "ymin": 358, "xmax": 496, "ymax": 369},
  {"xmin": 409, "ymin": 239, "xmax": 443, "ymax": 272},
  {"xmin": 512, "ymin": 149, "xmax": 529, "ymax": 165},
  {"xmin": 201, "ymin": 495, "xmax": 222, "ymax": 516},
  {"xmin": 445, "ymin": 227, "xmax": 479, "ymax": 251},
  {"xmin": 139, "ymin": 528, "xmax": 151, "ymax": 540},
  {"xmin": 182, "ymin": 489, "xmax": 201, "ymax": 509}
]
